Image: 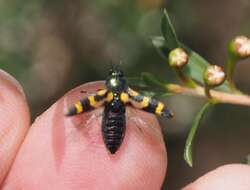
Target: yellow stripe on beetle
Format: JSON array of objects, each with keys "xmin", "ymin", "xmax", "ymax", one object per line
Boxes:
[
  {"xmin": 128, "ymin": 88, "xmax": 139, "ymax": 97},
  {"xmin": 88, "ymin": 96, "xmax": 97, "ymax": 107},
  {"xmin": 120, "ymin": 92, "xmax": 129, "ymax": 103},
  {"xmin": 97, "ymin": 89, "xmax": 107, "ymax": 96},
  {"xmin": 141, "ymin": 97, "xmax": 150, "ymax": 108},
  {"xmin": 129, "ymin": 96, "xmax": 150, "ymax": 109},
  {"xmin": 75, "ymin": 101, "xmax": 83, "ymax": 113},
  {"xmin": 155, "ymin": 102, "xmax": 164, "ymax": 115},
  {"xmin": 106, "ymin": 92, "xmax": 114, "ymax": 102}
]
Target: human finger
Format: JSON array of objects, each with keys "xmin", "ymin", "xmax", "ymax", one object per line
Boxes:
[
  {"xmin": 2, "ymin": 81, "xmax": 167, "ymax": 190},
  {"xmin": 182, "ymin": 164, "xmax": 250, "ymax": 190},
  {"xmin": 0, "ymin": 70, "xmax": 30, "ymax": 184}
]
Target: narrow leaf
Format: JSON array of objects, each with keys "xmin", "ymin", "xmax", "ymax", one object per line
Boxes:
[
  {"xmin": 140, "ymin": 91, "xmax": 158, "ymax": 97},
  {"xmin": 244, "ymin": 154, "xmax": 250, "ymax": 165},
  {"xmin": 182, "ymin": 46, "xmax": 231, "ymax": 92},
  {"xmin": 126, "ymin": 77, "xmax": 148, "ymax": 88},
  {"xmin": 126, "ymin": 76, "xmax": 167, "ymax": 97},
  {"xmin": 161, "ymin": 9, "xmax": 179, "ymax": 49},
  {"xmin": 141, "ymin": 72, "xmax": 165, "ymax": 88},
  {"xmin": 184, "ymin": 101, "xmax": 214, "ymax": 167},
  {"xmin": 151, "ymin": 36, "xmax": 165, "ymax": 48}
]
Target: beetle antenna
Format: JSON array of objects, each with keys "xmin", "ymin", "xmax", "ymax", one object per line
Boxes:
[{"xmin": 108, "ymin": 60, "xmax": 123, "ymax": 73}]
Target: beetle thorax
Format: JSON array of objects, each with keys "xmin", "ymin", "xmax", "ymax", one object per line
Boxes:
[{"xmin": 106, "ymin": 68, "xmax": 127, "ymax": 93}]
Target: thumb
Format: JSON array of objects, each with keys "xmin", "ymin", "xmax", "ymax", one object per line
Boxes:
[
  {"xmin": 182, "ymin": 164, "xmax": 250, "ymax": 190},
  {"xmin": 2, "ymin": 82, "xmax": 167, "ymax": 190},
  {"xmin": 0, "ymin": 70, "xmax": 30, "ymax": 184}
]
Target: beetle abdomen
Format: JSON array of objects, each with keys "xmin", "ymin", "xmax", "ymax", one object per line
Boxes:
[{"xmin": 102, "ymin": 104, "xmax": 126, "ymax": 154}]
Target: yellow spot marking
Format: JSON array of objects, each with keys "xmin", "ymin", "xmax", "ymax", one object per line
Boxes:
[
  {"xmin": 106, "ymin": 92, "xmax": 114, "ymax": 102},
  {"xmin": 128, "ymin": 88, "xmax": 139, "ymax": 96},
  {"xmin": 142, "ymin": 97, "xmax": 150, "ymax": 107},
  {"xmin": 88, "ymin": 96, "xmax": 97, "ymax": 107},
  {"xmin": 120, "ymin": 92, "xmax": 129, "ymax": 103},
  {"xmin": 97, "ymin": 89, "xmax": 107, "ymax": 96},
  {"xmin": 155, "ymin": 102, "xmax": 164, "ymax": 115},
  {"xmin": 75, "ymin": 101, "xmax": 83, "ymax": 113}
]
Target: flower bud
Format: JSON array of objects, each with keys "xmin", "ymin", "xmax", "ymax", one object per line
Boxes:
[
  {"xmin": 203, "ymin": 65, "xmax": 226, "ymax": 87},
  {"xmin": 229, "ymin": 36, "xmax": 250, "ymax": 59},
  {"xmin": 168, "ymin": 48, "xmax": 188, "ymax": 69}
]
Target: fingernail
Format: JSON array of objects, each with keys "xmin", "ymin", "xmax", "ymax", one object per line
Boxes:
[{"xmin": 0, "ymin": 70, "xmax": 26, "ymax": 98}]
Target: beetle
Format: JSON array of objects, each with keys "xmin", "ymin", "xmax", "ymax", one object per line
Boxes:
[{"xmin": 66, "ymin": 66, "xmax": 173, "ymax": 154}]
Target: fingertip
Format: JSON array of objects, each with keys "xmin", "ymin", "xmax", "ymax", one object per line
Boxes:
[
  {"xmin": 0, "ymin": 70, "xmax": 30, "ymax": 184},
  {"xmin": 3, "ymin": 81, "xmax": 167, "ymax": 190},
  {"xmin": 119, "ymin": 107, "xmax": 167, "ymax": 189},
  {"xmin": 65, "ymin": 82, "xmax": 168, "ymax": 189},
  {"xmin": 182, "ymin": 164, "xmax": 250, "ymax": 190}
]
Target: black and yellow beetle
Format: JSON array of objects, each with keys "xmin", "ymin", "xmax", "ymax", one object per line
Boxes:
[{"xmin": 66, "ymin": 66, "xmax": 173, "ymax": 154}]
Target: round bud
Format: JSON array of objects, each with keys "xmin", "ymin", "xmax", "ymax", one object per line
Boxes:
[
  {"xmin": 203, "ymin": 65, "xmax": 226, "ymax": 87},
  {"xmin": 168, "ymin": 48, "xmax": 189, "ymax": 69},
  {"xmin": 229, "ymin": 36, "xmax": 250, "ymax": 59}
]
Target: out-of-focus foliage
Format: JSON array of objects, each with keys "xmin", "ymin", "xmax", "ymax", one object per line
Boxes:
[{"xmin": 0, "ymin": 1, "xmax": 42, "ymax": 76}]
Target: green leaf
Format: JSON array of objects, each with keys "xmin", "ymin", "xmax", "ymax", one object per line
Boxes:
[
  {"xmin": 139, "ymin": 90, "xmax": 158, "ymax": 97},
  {"xmin": 126, "ymin": 74, "xmax": 170, "ymax": 97},
  {"xmin": 141, "ymin": 72, "xmax": 165, "ymax": 88},
  {"xmin": 184, "ymin": 101, "xmax": 214, "ymax": 167},
  {"xmin": 151, "ymin": 36, "xmax": 170, "ymax": 60},
  {"xmin": 160, "ymin": 92, "xmax": 174, "ymax": 97},
  {"xmin": 183, "ymin": 46, "xmax": 231, "ymax": 92},
  {"xmin": 126, "ymin": 76, "xmax": 148, "ymax": 88},
  {"xmin": 244, "ymin": 154, "xmax": 250, "ymax": 165},
  {"xmin": 151, "ymin": 36, "xmax": 165, "ymax": 48},
  {"xmin": 161, "ymin": 9, "xmax": 179, "ymax": 49}
]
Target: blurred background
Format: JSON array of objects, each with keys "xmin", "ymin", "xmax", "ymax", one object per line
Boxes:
[{"xmin": 0, "ymin": 0, "xmax": 250, "ymax": 189}]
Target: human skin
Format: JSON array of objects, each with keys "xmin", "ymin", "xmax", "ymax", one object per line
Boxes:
[{"xmin": 0, "ymin": 70, "xmax": 250, "ymax": 189}]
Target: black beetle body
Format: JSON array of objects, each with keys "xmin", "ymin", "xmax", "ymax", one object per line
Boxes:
[{"xmin": 66, "ymin": 66, "xmax": 173, "ymax": 154}]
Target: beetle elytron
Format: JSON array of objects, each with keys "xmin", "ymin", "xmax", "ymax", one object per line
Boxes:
[{"xmin": 66, "ymin": 66, "xmax": 173, "ymax": 154}]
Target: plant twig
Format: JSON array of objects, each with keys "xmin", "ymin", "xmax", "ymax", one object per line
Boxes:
[
  {"xmin": 175, "ymin": 69, "xmax": 197, "ymax": 88},
  {"xmin": 166, "ymin": 84, "xmax": 250, "ymax": 106},
  {"xmin": 226, "ymin": 58, "xmax": 237, "ymax": 92}
]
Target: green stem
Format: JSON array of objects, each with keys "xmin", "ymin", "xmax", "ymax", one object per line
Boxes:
[
  {"xmin": 204, "ymin": 86, "xmax": 218, "ymax": 104},
  {"xmin": 204, "ymin": 85, "xmax": 212, "ymax": 99},
  {"xmin": 175, "ymin": 69, "xmax": 197, "ymax": 88},
  {"xmin": 226, "ymin": 57, "xmax": 237, "ymax": 92}
]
